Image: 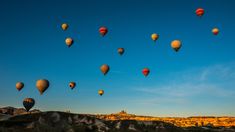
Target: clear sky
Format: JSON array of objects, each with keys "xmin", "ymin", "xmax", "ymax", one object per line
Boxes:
[{"xmin": 0, "ymin": 0, "xmax": 235, "ymax": 117}]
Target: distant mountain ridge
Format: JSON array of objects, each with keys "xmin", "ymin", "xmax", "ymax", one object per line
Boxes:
[{"xmin": 0, "ymin": 106, "xmax": 40, "ymax": 116}]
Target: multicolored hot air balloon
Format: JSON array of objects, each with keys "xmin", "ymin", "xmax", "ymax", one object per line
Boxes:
[
  {"xmin": 171, "ymin": 40, "xmax": 182, "ymax": 52},
  {"xmin": 61, "ymin": 23, "xmax": 68, "ymax": 31},
  {"xmin": 99, "ymin": 27, "xmax": 108, "ymax": 36},
  {"xmin": 16, "ymin": 82, "xmax": 24, "ymax": 91},
  {"xmin": 98, "ymin": 90, "xmax": 104, "ymax": 96},
  {"xmin": 69, "ymin": 82, "xmax": 76, "ymax": 89},
  {"xmin": 23, "ymin": 98, "xmax": 35, "ymax": 112},
  {"xmin": 100, "ymin": 64, "xmax": 110, "ymax": 75},
  {"xmin": 118, "ymin": 48, "xmax": 125, "ymax": 55},
  {"xmin": 151, "ymin": 33, "xmax": 159, "ymax": 42},
  {"xmin": 142, "ymin": 68, "xmax": 150, "ymax": 77},
  {"xmin": 36, "ymin": 79, "xmax": 49, "ymax": 95},
  {"xmin": 212, "ymin": 28, "xmax": 219, "ymax": 35},
  {"xmin": 195, "ymin": 8, "xmax": 204, "ymax": 17},
  {"xmin": 65, "ymin": 37, "xmax": 73, "ymax": 47}
]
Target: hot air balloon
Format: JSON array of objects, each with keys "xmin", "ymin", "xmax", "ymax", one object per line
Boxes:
[
  {"xmin": 100, "ymin": 64, "xmax": 110, "ymax": 75},
  {"xmin": 65, "ymin": 37, "xmax": 73, "ymax": 47},
  {"xmin": 195, "ymin": 8, "xmax": 204, "ymax": 17},
  {"xmin": 171, "ymin": 40, "xmax": 182, "ymax": 52},
  {"xmin": 61, "ymin": 23, "xmax": 68, "ymax": 31},
  {"xmin": 212, "ymin": 28, "xmax": 219, "ymax": 35},
  {"xmin": 142, "ymin": 68, "xmax": 150, "ymax": 77},
  {"xmin": 16, "ymin": 82, "xmax": 24, "ymax": 91},
  {"xmin": 98, "ymin": 90, "xmax": 104, "ymax": 96},
  {"xmin": 99, "ymin": 27, "xmax": 108, "ymax": 36},
  {"xmin": 151, "ymin": 33, "xmax": 159, "ymax": 42},
  {"xmin": 36, "ymin": 79, "xmax": 49, "ymax": 95},
  {"xmin": 69, "ymin": 82, "xmax": 76, "ymax": 89},
  {"xmin": 118, "ymin": 48, "xmax": 125, "ymax": 55},
  {"xmin": 23, "ymin": 98, "xmax": 35, "ymax": 112}
]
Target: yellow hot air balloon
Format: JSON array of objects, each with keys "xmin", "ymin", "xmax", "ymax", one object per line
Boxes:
[
  {"xmin": 212, "ymin": 28, "xmax": 219, "ymax": 35},
  {"xmin": 98, "ymin": 90, "xmax": 104, "ymax": 96},
  {"xmin": 118, "ymin": 48, "xmax": 125, "ymax": 55},
  {"xmin": 69, "ymin": 82, "xmax": 76, "ymax": 89},
  {"xmin": 36, "ymin": 79, "xmax": 49, "ymax": 95},
  {"xmin": 171, "ymin": 40, "xmax": 182, "ymax": 52},
  {"xmin": 16, "ymin": 82, "xmax": 24, "ymax": 91},
  {"xmin": 23, "ymin": 98, "xmax": 35, "ymax": 112},
  {"xmin": 151, "ymin": 33, "xmax": 159, "ymax": 42},
  {"xmin": 65, "ymin": 38, "xmax": 73, "ymax": 47},
  {"xmin": 100, "ymin": 64, "xmax": 110, "ymax": 75},
  {"xmin": 61, "ymin": 23, "xmax": 68, "ymax": 31}
]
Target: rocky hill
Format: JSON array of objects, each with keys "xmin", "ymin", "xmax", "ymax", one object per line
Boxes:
[
  {"xmin": 0, "ymin": 107, "xmax": 235, "ymax": 132},
  {"xmin": 97, "ymin": 110, "xmax": 235, "ymax": 128}
]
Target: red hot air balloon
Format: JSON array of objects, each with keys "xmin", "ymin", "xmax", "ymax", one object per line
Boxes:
[
  {"xmin": 195, "ymin": 8, "xmax": 204, "ymax": 17},
  {"xmin": 99, "ymin": 26, "xmax": 108, "ymax": 36},
  {"xmin": 142, "ymin": 68, "xmax": 150, "ymax": 77}
]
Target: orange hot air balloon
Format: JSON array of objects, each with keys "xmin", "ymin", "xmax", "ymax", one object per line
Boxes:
[
  {"xmin": 16, "ymin": 82, "xmax": 24, "ymax": 91},
  {"xmin": 171, "ymin": 40, "xmax": 182, "ymax": 52},
  {"xmin": 100, "ymin": 64, "xmax": 110, "ymax": 75},
  {"xmin": 212, "ymin": 28, "xmax": 219, "ymax": 35},
  {"xmin": 118, "ymin": 48, "xmax": 125, "ymax": 55},
  {"xmin": 195, "ymin": 8, "xmax": 204, "ymax": 17},
  {"xmin": 69, "ymin": 82, "xmax": 76, "ymax": 89},
  {"xmin": 36, "ymin": 79, "xmax": 49, "ymax": 95},
  {"xmin": 151, "ymin": 33, "xmax": 159, "ymax": 42},
  {"xmin": 23, "ymin": 98, "xmax": 35, "ymax": 112},
  {"xmin": 142, "ymin": 68, "xmax": 150, "ymax": 77},
  {"xmin": 98, "ymin": 89, "xmax": 104, "ymax": 96},
  {"xmin": 61, "ymin": 23, "xmax": 68, "ymax": 31},
  {"xmin": 65, "ymin": 37, "xmax": 73, "ymax": 47},
  {"xmin": 99, "ymin": 27, "xmax": 108, "ymax": 36}
]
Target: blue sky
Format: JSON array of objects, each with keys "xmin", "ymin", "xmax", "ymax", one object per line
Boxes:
[{"xmin": 0, "ymin": 0, "xmax": 235, "ymax": 117}]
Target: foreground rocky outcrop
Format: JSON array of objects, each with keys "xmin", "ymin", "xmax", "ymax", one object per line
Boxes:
[
  {"xmin": 0, "ymin": 108, "xmax": 235, "ymax": 132},
  {"xmin": 0, "ymin": 111, "xmax": 184, "ymax": 132}
]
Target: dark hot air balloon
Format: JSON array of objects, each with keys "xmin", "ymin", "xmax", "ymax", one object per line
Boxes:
[{"xmin": 23, "ymin": 98, "xmax": 35, "ymax": 112}]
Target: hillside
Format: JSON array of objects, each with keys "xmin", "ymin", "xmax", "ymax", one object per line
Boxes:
[{"xmin": 0, "ymin": 107, "xmax": 235, "ymax": 132}]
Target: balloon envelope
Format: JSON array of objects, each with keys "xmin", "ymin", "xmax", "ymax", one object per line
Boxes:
[
  {"xmin": 36, "ymin": 79, "xmax": 49, "ymax": 95},
  {"xmin": 196, "ymin": 8, "xmax": 204, "ymax": 17},
  {"xmin": 69, "ymin": 82, "xmax": 76, "ymax": 89},
  {"xmin": 23, "ymin": 98, "xmax": 35, "ymax": 112},
  {"xmin": 65, "ymin": 38, "xmax": 73, "ymax": 47},
  {"xmin": 171, "ymin": 40, "xmax": 182, "ymax": 52},
  {"xmin": 142, "ymin": 68, "xmax": 150, "ymax": 77},
  {"xmin": 61, "ymin": 23, "xmax": 68, "ymax": 31},
  {"xmin": 100, "ymin": 64, "xmax": 110, "ymax": 75},
  {"xmin": 16, "ymin": 82, "xmax": 24, "ymax": 91},
  {"xmin": 99, "ymin": 27, "xmax": 108, "ymax": 36},
  {"xmin": 98, "ymin": 90, "xmax": 104, "ymax": 96},
  {"xmin": 151, "ymin": 33, "xmax": 159, "ymax": 42},
  {"xmin": 212, "ymin": 28, "xmax": 219, "ymax": 35},
  {"xmin": 118, "ymin": 48, "xmax": 125, "ymax": 55}
]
